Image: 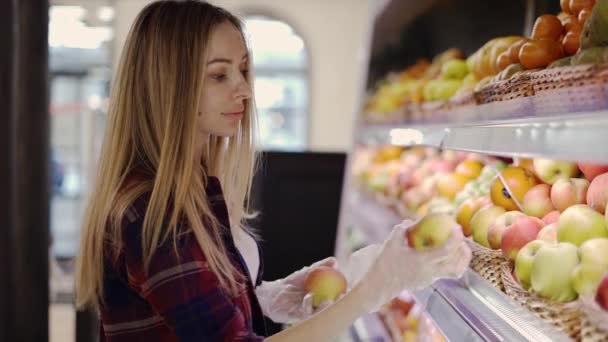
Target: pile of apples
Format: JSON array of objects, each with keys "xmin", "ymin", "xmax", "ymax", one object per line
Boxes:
[
  {"xmin": 353, "ymin": 146, "xmax": 504, "ymax": 218},
  {"xmin": 364, "ymin": 48, "xmax": 475, "ymax": 115},
  {"xmin": 457, "ymin": 157, "xmax": 608, "ymax": 304},
  {"xmin": 363, "ymin": 0, "xmax": 608, "ymax": 122}
]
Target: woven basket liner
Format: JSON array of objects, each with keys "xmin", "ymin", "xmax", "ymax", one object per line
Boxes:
[
  {"xmin": 531, "ymin": 64, "xmax": 608, "ymax": 115},
  {"xmin": 464, "ymin": 238, "xmax": 509, "ymax": 291},
  {"xmin": 500, "ymin": 264, "xmax": 583, "ymax": 340},
  {"xmin": 474, "ymin": 73, "xmax": 534, "ymax": 105},
  {"xmin": 580, "ymin": 296, "xmax": 608, "ymax": 342}
]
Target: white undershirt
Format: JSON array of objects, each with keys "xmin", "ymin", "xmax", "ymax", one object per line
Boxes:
[{"xmin": 232, "ymin": 228, "xmax": 260, "ymax": 284}]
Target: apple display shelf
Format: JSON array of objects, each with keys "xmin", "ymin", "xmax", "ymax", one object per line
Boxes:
[
  {"xmin": 359, "ymin": 111, "xmax": 608, "ymax": 165},
  {"xmin": 413, "ymin": 270, "xmax": 573, "ymax": 342}
]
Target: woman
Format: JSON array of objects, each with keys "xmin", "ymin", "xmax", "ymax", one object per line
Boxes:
[{"xmin": 75, "ymin": 1, "xmax": 471, "ymax": 341}]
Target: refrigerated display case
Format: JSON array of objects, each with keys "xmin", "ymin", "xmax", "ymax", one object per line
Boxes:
[{"xmin": 336, "ymin": 0, "xmax": 608, "ymax": 341}]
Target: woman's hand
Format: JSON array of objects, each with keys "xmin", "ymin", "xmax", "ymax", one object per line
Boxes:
[
  {"xmin": 255, "ymin": 257, "xmax": 342, "ymax": 324},
  {"xmin": 356, "ymin": 219, "xmax": 471, "ymax": 313}
]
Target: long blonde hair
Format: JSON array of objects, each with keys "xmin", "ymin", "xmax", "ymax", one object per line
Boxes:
[{"xmin": 75, "ymin": 0, "xmax": 258, "ymax": 310}]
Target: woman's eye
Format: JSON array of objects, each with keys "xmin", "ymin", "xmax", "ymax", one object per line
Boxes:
[{"xmin": 211, "ymin": 74, "xmax": 226, "ymax": 81}]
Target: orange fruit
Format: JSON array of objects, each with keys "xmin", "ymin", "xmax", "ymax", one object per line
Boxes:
[
  {"xmin": 531, "ymin": 15, "xmax": 564, "ymax": 41},
  {"xmin": 561, "ymin": 0, "xmax": 572, "ymax": 13},
  {"xmin": 562, "ymin": 29, "xmax": 581, "ymax": 56},
  {"xmin": 578, "ymin": 8, "xmax": 592, "ymax": 24},
  {"xmin": 491, "ymin": 167, "xmax": 540, "ymax": 210},
  {"xmin": 507, "ymin": 39, "xmax": 527, "ymax": 64},
  {"xmin": 569, "ymin": 0, "xmax": 595, "ymax": 16},
  {"xmin": 437, "ymin": 173, "xmax": 470, "ymax": 200},
  {"xmin": 455, "ymin": 160, "xmax": 484, "ymax": 180},
  {"xmin": 519, "ymin": 39, "xmax": 564, "ymax": 70}
]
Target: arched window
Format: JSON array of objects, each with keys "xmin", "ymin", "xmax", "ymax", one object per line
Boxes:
[{"xmin": 243, "ymin": 15, "xmax": 309, "ymax": 151}]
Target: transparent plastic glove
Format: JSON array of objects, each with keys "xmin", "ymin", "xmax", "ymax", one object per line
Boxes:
[
  {"xmin": 255, "ymin": 257, "xmax": 342, "ymax": 324},
  {"xmin": 357, "ymin": 219, "xmax": 471, "ymax": 313},
  {"xmin": 342, "ymin": 243, "xmax": 382, "ymax": 287}
]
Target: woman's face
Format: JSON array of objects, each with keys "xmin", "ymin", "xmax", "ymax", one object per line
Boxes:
[{"xmin": 197, "ymin": 22, "xmax": 251, "ymax": 138}]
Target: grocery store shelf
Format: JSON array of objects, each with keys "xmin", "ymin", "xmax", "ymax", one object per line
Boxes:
[
  {"xmin": 414, "ymin": 270, "xmax": 573, "ymax": 342},
  {"xmin": 349, "ymin": 313, "xmax": 393, "ymax": 342},
  {"xmin": 360, "ymin": 111, "xmax": 608, "ymax": 163}
]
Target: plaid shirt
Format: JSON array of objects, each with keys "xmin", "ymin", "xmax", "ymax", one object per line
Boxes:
[{"xmin": 99, "ymin": 176, "xmax": 267, "ymax": 341}]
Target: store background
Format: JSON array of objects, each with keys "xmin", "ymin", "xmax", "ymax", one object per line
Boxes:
[
  {"xmin": 4, "ymin": 0, "xmax": 574, "ymax": 341},
  {"xmin": 46, "ymin": 0, "xmax": 377, "ymax": 341}
]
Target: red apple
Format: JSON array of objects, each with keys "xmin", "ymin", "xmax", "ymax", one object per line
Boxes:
[
  {"xmin": 542, "ymin": 210, "xmax": 561, "ymax": 225},
  {"xmin": 550, "ymin": 178, "xmax": 589, "ymax": 212},
  {"xmin": 501, "ymin": 215, "xmax": 544, "ymax": 261},
  {"xmin": 304, "ymin": 266, "xmax": 348, "ymax": 308},
  {"xmin": 578, "ymin": 162, "xmax": 608, "ymax": 182},
  {"xmin": 596, "ymin": 272, "xmax": 608, "ymax": 311},
  {"xmin": 488, "ymin": 211, "xmax": 526, "ymax": 249},
  {"xmin": 587, "ymin": 173, "xmax": 608, "ymax": 214},
  {"xmin": 522, "ymin": 184, "xmax": 556, "ymax": 218}
]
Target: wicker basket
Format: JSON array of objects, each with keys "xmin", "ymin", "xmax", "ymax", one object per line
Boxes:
[
  {"xmin": 474, "ymin": 72, "xmax": 534, "ymax": 105},
  {"xmin": 500, "ymin": 264, "xmax": 583, "ymax": 340},
  {"xmin": 531, "ymin": 64, "xmax": 608, "ymax": 115},
  {"xmin": 580, "ymin": 297, "xmax": 608, "ymax": 342},
  {"xmin": 465, "ymin": 238, "xmax": 509, "ymax": 291}
]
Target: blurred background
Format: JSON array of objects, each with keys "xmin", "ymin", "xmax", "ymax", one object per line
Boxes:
[
  {"xmin": 4, "ymin": 0, "xmax": 564, "ymax": 341},
  {"xmin": 42, "ymin": 0, "xmax": 372, "ymax": 340}
]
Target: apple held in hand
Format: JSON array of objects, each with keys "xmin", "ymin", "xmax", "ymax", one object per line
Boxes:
[
  {"xmin": 501, "ymin": 215, "xmax": 544, "ymax": 261},
  {"xmin": 558, "ymin": 204, "xmax": 608, "ymax": 246},
  {"xmin": 304, "ymin": 266, "xmax": 348, "ymax": 308},
  {"xmin": 533, "ymin": 158, "xmax": 580, "ymax": 185},
  {"xmin": 578, "ymin": 162, "xmax": 608, "ymax": 182},
  {"xmin": 515, "ymin": 240, "xmax": 549, "ymax": 290},
  {"xmin": 406, "ymin": 213, "xmax": 456, "ymax": 250},
  {"xmin": 487, "ymin": 211, "xmax": 526, "ymax": 250},
  {"xmin": 531, "ymin": 242, "xmax": 580, "ymax": 302},
  {"xmin": 471, "ymin": 205, "xmax": 507, "ymax": 248},
  {"xmin": 587, "ymin": 172, "xmax": 608, "ymax": 214},
  {"xmin": 550, "ymin": 178, "xmax": 589, "ymax": 212},
  {"xmin": 522, "ymin": 184, "xmax": 556, "ymax": 218}
]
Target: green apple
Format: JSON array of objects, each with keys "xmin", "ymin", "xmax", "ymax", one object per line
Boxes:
[
  {"xmin": 515, "ymin": 240, "xmax": 549, "ymax": 290},
  {"xmin": 441, "ymin": 59, "xmax": 469, "ymax": 80},
  {"xmin": 572, "ymin": 263, "xmax": 608, "ymax": 296},
  {"xmin": 406, "ymin": 213, "xmax": 455, "ymax": 250},
  {"xmin": 558, "ymin": 204, "xmax": 608, "ymax": 246},
  {"xmin": 470, "ymin": 205, "xmax": 506, "ymax": 248},
  {"xmin": 533, "ymin": 158, "xmax": 580, "ymax": 185},
  {"xmin": 579, "ymin": 238, "xmax": 608, "ymax": 267},
  {"xmin": 304, "ymin": 266, "xmax": 348, "ymax": 307},
  {"xmin": 531, "ymin": 243, "xmax": 579, "ymax": 302}
]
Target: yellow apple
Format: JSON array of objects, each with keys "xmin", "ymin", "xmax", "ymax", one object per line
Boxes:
[
  {"xmin": 437, "ymin": 173, "xmax": 470, "ymax": 201},
  {"xmin": 470, "ymin": 205, "xmax": 506, "ymax": 248},
  {"xmin": 304, "ymin": 266, "xmax": 348, "ymax": 307},
  {"xmin": 406, "ymin": 213, "xmax": 456, "ymax": 250},
  {"xmin": 558, "ymin": 204, "xmax": 608, "ymax": 246},
  {"xmin": 515, "ymin": 240, "xmax": 549, "ymax": 290},
  {"xmin": 533, "ymin": 158, "xmax": 580, "ymax": 185},
  {"xmin": 456, "ymin": 196, "xmax": 492, "ymax": 237},
  {"xmin": 550, "ymin": 178, "xmax": 590, "ymax": 212},
  {"xmin": 531, "ymin": 243, "xmax": 579, "ymax": 302},
  {"xmin": 522, "ymin": 184, "xmax": 556, "ymax": 218}
]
